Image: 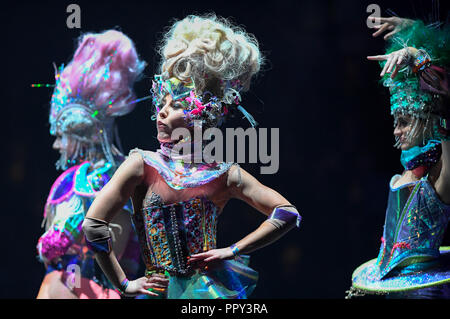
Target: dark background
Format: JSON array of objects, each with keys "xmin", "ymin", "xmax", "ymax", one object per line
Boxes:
[{"xmin": 2, "ymin": 0, "xmax": 449, "ymax": 299}]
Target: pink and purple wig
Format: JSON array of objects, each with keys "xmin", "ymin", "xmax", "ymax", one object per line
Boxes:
[{"xmin": 50, "ymin": 30, "xmax": 145, "ymax": 169}]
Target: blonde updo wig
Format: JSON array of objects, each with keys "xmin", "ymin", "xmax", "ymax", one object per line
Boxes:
[{"xmin": 158, "ymin": 14, "xmax": 263, "ymax": 97}]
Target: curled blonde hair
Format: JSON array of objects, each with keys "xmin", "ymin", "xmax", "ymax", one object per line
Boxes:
[{"xmin": 158, "ymin": 14, "xmax": 263, "ymax": 96}]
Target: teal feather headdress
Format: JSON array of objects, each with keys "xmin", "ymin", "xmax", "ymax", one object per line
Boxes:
[
  {"xmin": 378, "ymin": 20, "xmax": 450, "ymax": 146},
  {"xmin": 380, "ymin": 20, "xmax": 450, "ymax": 118}
]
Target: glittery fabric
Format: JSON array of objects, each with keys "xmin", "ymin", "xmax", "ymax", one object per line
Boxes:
[
  {"xmin": 168, "ymin": 256, "xmax": 258, "ymax": 299},
  {"xmin": 129, "ymin": 148, "xmax": 233, "ymax": 190},
  {"xmin": 131, "ymin": 192, "xmax": 258, "ymax": 298},
  {"xmin": 400, "ymin": 140, "xmax": 442, "ymax": 171},
  {"xmin": 385, "ymin": 77, "xmax": 435, "ymax": 120},
  {"xmin": 37, "ymin": 161, "xmax": 137, "ymax": 289},
  {"xmin": 352, "ymin": 247, "xmax": 450, "ymax": 294},
  {"xmin": 44, "ymin": 164, "xmax": 79, "ymax": 207},
  {"xmin": 43, "ymin": 162, "xmax": 112, "ymax": 215},
  {"xmin": 38, "ymin": 196, "xmax": 85, "ymax": 262},
  {"xmin": 387, "ymin": 281, "xmax": 450, "ymax": 299},
  {"xmin": 135, "ymin": 195, "xmax": 217, "ymax": 275},
  {"xmin": 351, "ymin": 175, "xmax": 450, "ymax": 294}
]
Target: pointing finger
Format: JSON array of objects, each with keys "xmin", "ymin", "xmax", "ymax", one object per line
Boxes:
[
  {"xmin": 384, "ymin": 30, "xmax": 397, "ymax": 40},
  {"xmin": 367, "ymin": 55, "xmax": 388, "ymax": 61},
  {"xmin": 372, "ymin": 23, "xmax": 389, "ymax": 37},
  {"xmin": 369, "ymin": 16, "xmax": 391, "ymax": 24}
]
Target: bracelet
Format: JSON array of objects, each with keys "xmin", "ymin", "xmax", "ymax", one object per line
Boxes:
[
  {"xmin": 412, "ymin": 49, "xmax": 431, "ymax": 73},
  {"xmin": 230, "ymin": 244, "xmax": 240, "ymax": 256},
  {"xmin": 114, "ymin": 278, "xmax": 130, "ymax": 296}
]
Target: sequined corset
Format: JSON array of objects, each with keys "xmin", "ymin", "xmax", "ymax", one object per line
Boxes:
[
  {"xmin": 132, "ymin": 192, "xmax": 219, "ymax": 276},
  {"xmin": 375, "ymin": 176, "xmax": 450, "ymax": 279}
]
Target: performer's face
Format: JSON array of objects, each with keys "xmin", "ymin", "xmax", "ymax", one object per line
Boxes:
[
  {"xmin": 156, "ymin": 94, "xmax": 189, "ymax": 143},
  {"xmin": 52, "ymin": 133, "xmax": 76, "ymax": 158},
  {"xmin": 393, "ymin": 115, "xmax": 421, "ymax": 150}
]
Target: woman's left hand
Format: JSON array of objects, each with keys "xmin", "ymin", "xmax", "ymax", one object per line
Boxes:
[
  {"xmin": 368, "ymin": 16, "xmax": 414, "ymax": 40},
  {"xmin": 188, "ymin": 248, "xmax": 234, "ymax": 268},
  {"xmin": 367, "ymin": 47, "xmax": 418, "ymax": 78}
]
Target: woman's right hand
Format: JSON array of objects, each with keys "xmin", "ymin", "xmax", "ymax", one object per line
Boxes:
[
  {"xmin": 367, "ymin": 47, "xmax": 419, "ymax": 78},
  {"xmin": 124, "ymin": 274, "xmax": 169, "ymax": 297}
]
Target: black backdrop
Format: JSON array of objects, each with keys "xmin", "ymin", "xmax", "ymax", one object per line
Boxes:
[{"xmin": 2, "ymin": 0, "xmax": 449, "ymax": 299}]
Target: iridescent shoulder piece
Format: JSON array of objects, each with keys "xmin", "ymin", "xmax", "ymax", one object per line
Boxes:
[
  {"xmin": 45, "ymin": 161, "xmax": 115, "ymax": 217},
  {"xmin": 45, "ymin": 163, "xmax": 82, "ymax": 211},
  {"xmin": 129, "ymin": 148, "xmax": 233, "ymax": 190},
  {"xmin": 74, "ymin": 161, "xmax": 114, "ymax": 196},
  {"xmin": 73, "ymin": 162, "xmax": 96, "ymax": 197}
]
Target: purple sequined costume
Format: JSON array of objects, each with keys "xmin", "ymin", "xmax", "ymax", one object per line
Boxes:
[
  {"xmin": 37, "ymin": 161, "xmax": 141, "ymax": 290},
  {"xmin": 350, "ymin": 174, "xmax": 450, "ymax": 297}
]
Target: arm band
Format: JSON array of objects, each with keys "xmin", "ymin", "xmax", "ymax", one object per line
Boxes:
[
  {"xmin": 82, "ymin": 217, "xmax": 112, "ymax": 253},
  {"xmin": 266, "ymin": 205, "xmax": 301, "ymax": 230}
]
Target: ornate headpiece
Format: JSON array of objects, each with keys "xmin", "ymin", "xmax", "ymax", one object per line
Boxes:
[
  {"xmin": 50, "ymin": 62, "xmax": 115, "ymax": 135},
  {"xmin": 150, "ymin": 72, "xmax": 257, "ymax": 129},
  {"xmin": 43, "ymin": 30, "xmax": 146, "ymax": 170},
  {"xmin": 380, "ymin": 20, "xmax": 450, "ymax": 147}
]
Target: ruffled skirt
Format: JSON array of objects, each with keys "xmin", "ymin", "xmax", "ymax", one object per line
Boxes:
[
  {"xmin": 168, "ymin": 255, "xmax": 258, "ymax": 299},
  {"xmin": 349, "ymin": 247, "xmax": 450, "ymax": 297},
  {"xmin": 139, "ymin": 255, "xmax": 258, "ymax": 299}
]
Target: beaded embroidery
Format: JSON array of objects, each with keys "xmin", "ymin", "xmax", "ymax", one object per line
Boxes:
[
  {"xmin": 350, "ymin": 175, "xmax": 450, "ymax": 295},
  {"xmin": 132, "ymin": 193, "xmax": 219, "ymax": 277}
]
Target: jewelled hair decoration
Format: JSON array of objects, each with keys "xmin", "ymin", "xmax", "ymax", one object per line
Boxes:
[
  {"xmin": 46, "ymin": 61, "xmax": 150, "ymax": 170},
  {"xmin": 379, "ymin": 19, "xmax": 450, "ymax": 146},
  {"xmin": 34, "ymin": 30, "xmax": 148, "ymax": 171},
  {"xmin": 47, "ymin": 62, "xmax": 114, "ymax": 170},
  {"xmin": 49, "ymin": 62, "xmax": 115, "ymax": 136},
  {"xmin": 383, "ymin": 76, "xmax": 442, "ymax": 148},
  {"xmin": 150, "ymin": 73, "xmax": 257, "ymax": 128},
  {"xmin": 384, "ymin": 77, "xmax": 435, "ymax": 121}
]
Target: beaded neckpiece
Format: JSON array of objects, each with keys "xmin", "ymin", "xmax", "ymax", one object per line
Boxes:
[{"xmin": 400, "ymin": 140, "xmax": 441, "ymax": 177}]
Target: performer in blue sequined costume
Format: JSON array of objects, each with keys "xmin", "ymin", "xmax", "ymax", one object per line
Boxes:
[
  {"xmin": 348, "ymin": 15, "xmax": 450, "ymax": 298},
  {"xmin": 36, "ymin": 30, "xmax": 145, "ymax": 299},
  {"xmin": 82, "ymin": 14, "xmax": 301, "ymax": 299}
]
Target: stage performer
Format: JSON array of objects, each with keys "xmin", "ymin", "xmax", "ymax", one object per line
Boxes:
[
  {"xmin": 348, "ymin": 16, "xmax": 450, "ymax": 298},
  {"xmin": 36, "ymin": 30, "xmax": 145, "ymax": 299},
  {"xmin": 83, "ymin": 14, "xmax": 301, "ymax": 299}
]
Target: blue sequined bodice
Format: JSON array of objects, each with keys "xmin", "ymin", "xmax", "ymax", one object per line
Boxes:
[
  {"xmin": 131, "ymin": 193, "xmax": 219, "ymax": 276},
  {"xmin": 375, "ymin": 175, "xmax": 450, "ymax": 279}
]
